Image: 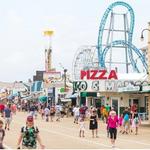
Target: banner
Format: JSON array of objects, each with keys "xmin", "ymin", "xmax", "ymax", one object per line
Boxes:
[{"xmin": 43, "ymin": 72, "xmax": 61, "ymax": 83}]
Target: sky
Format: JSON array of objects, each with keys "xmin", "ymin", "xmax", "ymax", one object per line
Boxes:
[{"xmin": 0, "ymin": 0, "xmax": 150, "ymax": 82}]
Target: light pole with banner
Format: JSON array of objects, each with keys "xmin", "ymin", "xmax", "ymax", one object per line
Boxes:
[{"xmin": 140, "ymin": 22, "xmax": 150, "ymax": 123}]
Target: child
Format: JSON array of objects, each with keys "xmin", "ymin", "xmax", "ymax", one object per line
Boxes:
[
  {"xmin": 118, "ymin": 114, "xmax": 123, "ymax": 133},
  {"xmin": 0, "ymin": 120, "xmax": 5, "ymax": 149},
  {"xmin": 79, "ymin": 117, "xmax": 85, "ymax": 137},
  {"xmin": 132, "ymin": 110, "xmax": 141, "ymax": 135},
  {"xmin": 44, "ymin": 107, "xmax": 50, "ymax": 122},
  {"xmin": 41, "ymin": 108, "xmax": 44, "ymax": 120}
]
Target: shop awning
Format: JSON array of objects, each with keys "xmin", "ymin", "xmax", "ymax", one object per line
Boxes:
[
  {"xmin": 118, "ymin": 85, "xmax": 140, "ymax": 92},
  {"xmin": 70, "ymin": 93, "xmax": 78, "ymax": 98},
  {"xmin": 141, "ymin": 85, "xmax": 150, "ymax": 93},
  {"xmin": 61, "ymin": 98, "xmax": 71, "ymax": 102},
  {"xmin": 81, "ymin": 92, "xmax": 97, "ymax": 97}
]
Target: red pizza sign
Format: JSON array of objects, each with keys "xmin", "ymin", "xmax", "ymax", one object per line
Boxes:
[{"xmin": 80, "ymin": 70, "xmax": 118, "ymax": 80}]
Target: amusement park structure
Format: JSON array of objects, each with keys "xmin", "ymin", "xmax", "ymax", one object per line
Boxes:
[
  {"xmin": 44, "ymin": 30, "xmax": 54, "ymax": 72},
  {"xmin": 73, "ymin": 1, "xmax": 148, "ymax": 80}
]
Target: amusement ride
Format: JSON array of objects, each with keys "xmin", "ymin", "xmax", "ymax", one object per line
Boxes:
[{"xmin": 73, "ymin": 1, "xmax": 148, "ymax": 80}]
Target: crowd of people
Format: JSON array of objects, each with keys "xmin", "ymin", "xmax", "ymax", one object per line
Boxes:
[
  {"xmin": 72, "ymin": 104, "xmax": 141, "ymax": 148},
  {"xmin": 0, "ymin": 100, "xmax": 142, "ymax": 149}
]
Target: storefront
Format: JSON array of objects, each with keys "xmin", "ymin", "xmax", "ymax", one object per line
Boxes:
[
  {"xmin": 73, "ymin": 81, "xmax": 148, "ymax": 118},
  {"xmin": 73, "ymin": 70, "xmax": 150, "ymax": 120},
  {"xmin": 80, "ymin": 92, "xmax": 97, "ymax": 107}
]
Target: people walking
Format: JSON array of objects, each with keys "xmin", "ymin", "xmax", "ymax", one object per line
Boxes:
[
  {"xmin": 0, "ymin": 104, "xmax": 5, "ymax": 117},
  {"xmin": 4, "ymin": 104, "xmax": 12, "ymax": 130},
  {"xmin": 118, "ymin": 114, "xmax": 123, "ymax": 133},
  {"xmin": 107, "ymin": 109, "xmax": 118, "ymax": 148},
  {"xmin": 44, "ymin": 107, "xmax": 50, "ymax": 122},
  {"xmin": 89, "ymin": 110, "xmax": 98, "ymax": 138},
  {"xmin": 50, "ymin": 106, "xmax": 55, "ymax": 122},
  {"xmin": 79, "ymin": 117, "xmax": 85, "ymax": 137},
  {"xmin": 73, "ymin": 106, "xmax": 79, "ymax": 124},
  {"xmin": 122, "ymin": 107, "xmax": 131, "ymax": 134},
  {"xmin": 132, "ymin": 110, "xmax": 141, "ymax": 135},
  {"xmin": 55, "ymin": 104, "xmax": 61, "ymax": 121},
  {"xmin": 0, "ymin": 120, "xmax": 5, "ymax": 149},
  {"xmin": 17, "ymin": 116, "xmax": 45, "ymax": 149}
]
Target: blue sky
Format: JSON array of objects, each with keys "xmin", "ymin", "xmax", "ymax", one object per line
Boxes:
[{"xmin": 0, "ymin": 0, "xmax": 150, "ymax": 82}]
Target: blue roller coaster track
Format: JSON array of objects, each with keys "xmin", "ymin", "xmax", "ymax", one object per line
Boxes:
[{"xmin": 97, "ymin": 1, "xmax": 147, "ymax": 73}]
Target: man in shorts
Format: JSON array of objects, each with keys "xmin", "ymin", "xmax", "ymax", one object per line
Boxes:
[{"xmin": 4, "ymin": 104, "xmax": 12, "ymax": 130}]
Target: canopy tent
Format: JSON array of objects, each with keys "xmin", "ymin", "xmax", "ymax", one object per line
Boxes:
[
  {"xmin": 21, "ymin": 96, "xmax": 33, "ymax": 101},
  {"xmin": 38, "ymin": 96, "xmax": 47, "ymax": 103},
  {"xmin": 61, "ymin": 98, "xmax": 71, "ymax": 102}
]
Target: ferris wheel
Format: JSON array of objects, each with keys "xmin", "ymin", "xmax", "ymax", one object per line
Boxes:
[{"xmin": 72, "ymin": 45, "xmax": 98, "ymax": 80}]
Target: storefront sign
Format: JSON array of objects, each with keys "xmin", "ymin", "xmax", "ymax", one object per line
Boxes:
[
  {"xmin": 43, "ymin": 72, "xmax": 61, "ymax": 84},
  {"xmin": 118, "ymin": 84, "xmax": 140, "ymax": 92},
  {"xmin": 80, "ymin": 70, "xmax": 118, "ymax": 80},
  {"xmin": 73, "ymin": 80, "xmax": 143, "ymax": 92}
]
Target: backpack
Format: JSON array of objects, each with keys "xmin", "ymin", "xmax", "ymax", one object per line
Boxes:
[
  {"xmin": 134, "ymin": 117, "xmax": 139, "ymax": 124},
  {"xmin": 21, "ymin": 126, "xmax": 39, "ymax": 148},
  {"xmin": 124, "ymin": 114, "xmax": 129, "ymax": 121}
]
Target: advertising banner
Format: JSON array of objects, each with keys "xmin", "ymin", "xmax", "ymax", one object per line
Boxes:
[
  {"xmin": 43, "ymin": 72, "xmax": 62, "ymax": 88},
  {"xmin": 43, "ymin": 72, "xmax": 61, "ymax": 83}
]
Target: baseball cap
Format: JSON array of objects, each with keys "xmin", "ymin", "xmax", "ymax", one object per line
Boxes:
[
  {"xmin": 110, "ymin": 110, "xmax": 116, "ymax": 115},
  {"xmin": 27, "ymin": 116, "xmax": 34, "ymax": 122}
]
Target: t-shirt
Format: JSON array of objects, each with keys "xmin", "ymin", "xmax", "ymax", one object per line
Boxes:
[
  {"xmin": 30, "ymin": 106, "xmax": 35, "ymax": 112},
  {"xmin": 123, "ymin": 111, "xmax": 131, "ymax": 120},
  {"xmin": 21, "ymin": 126, "xmax": 39, "ymax": 148},
  {"xmin": 79, "ymin": 107, "xmax": 87, "ymax": 115},
  {"xmin": 73, "ymin": 107, "xmax": 79, "ymax": 116},
  {"xmin": 0, "ymin": 104, "xmax": 5, "ymax": 111},
  {"xmin": 105, "ymin": 105, "xmax": 110, "ymax": 112},
  {"xmin": 44, "ymin": 108, "xmax": 50, "ymax": 115},
  {"xmin": 107, "ymin": 116, "xmax": 118, "ymax": 128},
  {"xmin": 4, "ymin": 108, "xmax": 11, "ymax": 118}
]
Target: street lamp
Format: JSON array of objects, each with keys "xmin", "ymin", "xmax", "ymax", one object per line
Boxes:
[
  {"xmin": 64, "ymin": 69, "xmax": 67, "ymax": 92},
  {"xmin": 140, "ymin": 29, "xmax": 150, "ymax": 41},
  {"xmin": 140, "ymin": 22, "xmax": 150, "ymax": 124}
]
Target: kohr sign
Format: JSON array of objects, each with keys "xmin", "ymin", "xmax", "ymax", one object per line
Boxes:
[{"xmin": 80, "ymin": 70, "xmax": 118, "ymax": 80}]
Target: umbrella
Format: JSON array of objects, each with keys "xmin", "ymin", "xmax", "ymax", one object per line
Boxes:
[
  {"xmin": 38, "ymin": 96, "xmax": 47, "ymax": 103},
  {"xmin": 7, "ymin": 95, "xmax": 15, "ymax": 100}
]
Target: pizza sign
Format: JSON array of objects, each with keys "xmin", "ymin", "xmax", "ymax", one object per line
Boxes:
[{"xmin": 80, "ymin": 70, "xmax": 118, "ymax": 80}]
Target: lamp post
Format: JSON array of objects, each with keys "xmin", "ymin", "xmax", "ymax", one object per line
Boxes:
[
  {"xmin": 140, "ymin": 22, "xmax": 150, "ymax": 123},
  {"xmin": 64, "ymin": 69, "xmax": 67, "ymax": 92}
]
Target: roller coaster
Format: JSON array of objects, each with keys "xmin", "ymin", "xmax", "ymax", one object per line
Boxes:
[{"xmin": 73, "ymin": 1, "xmax": 147, "ymax": 80}]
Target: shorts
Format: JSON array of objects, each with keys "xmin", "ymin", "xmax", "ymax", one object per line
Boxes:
[
  {"xmin": 50, "ymin": 113, "xmax": 55, "ymax": 116},
  {"xmin": 109, "ymin": 128, "xmax": 117, "ymax": 139},
  {"xmin": 45, "ymin": 114, "xmax": 49, "ymax": 117},
  {"xmin": 22, "ymin": 145, "xmax": 36, "ymax": 149},
  {"xmin": 123, "ymin": 120, "xmax": 130, "ymax": 127},
  {"xmin": 5, "ymin": 118, "xmax": 11, "ymax": 124},
  {"xmin": 56, "ymin": 112, "xmax": 61, "ymax": 117}
]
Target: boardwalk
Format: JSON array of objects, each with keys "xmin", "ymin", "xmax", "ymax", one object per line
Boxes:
[{"xmin": 1, "ymin": 112, "xmax": 150, "ymax": 149}]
